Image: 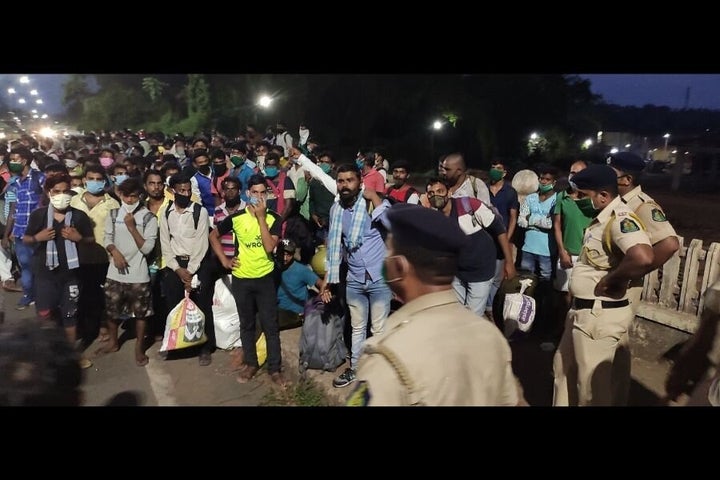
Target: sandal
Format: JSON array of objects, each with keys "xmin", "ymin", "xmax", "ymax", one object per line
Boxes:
[{"xmin": 236, "ymin": 365, "xmax": 259, "ymax": 384}]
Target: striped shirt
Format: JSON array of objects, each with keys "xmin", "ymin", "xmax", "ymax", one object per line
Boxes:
[{"xmin": 213, "ymin": 201, "xmax": 245, "ymax": 259}]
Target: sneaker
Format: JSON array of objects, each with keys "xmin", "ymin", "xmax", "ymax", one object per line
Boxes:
[
  {"xmin": 15, "ymin": 296, "xmax": 34, "ymax": 310},
  {"xmin": 333, "ymin": 368, "xmax": 357, "ymax": 388}
]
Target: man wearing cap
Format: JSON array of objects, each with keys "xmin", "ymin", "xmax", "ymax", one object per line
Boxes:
[
  {"xmin": 276, "ymin": 238, "xmax": 330, "ymax": 330},
  {"xmin": 607, "ymin": 152, "xmax": 679, "ymax": 308},
  {"xmin": 607, "ymin": 151, "xmax": 679, "ymax": 405},
  {"xmin": 347, "ymin": 204, "xmax": 519, "ymax": 406},
  {"xmin": 552, "ymin": 164, "xmax": 655, "ymax": 406}
]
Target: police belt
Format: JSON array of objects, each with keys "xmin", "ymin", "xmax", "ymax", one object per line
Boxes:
[{"xmin": 572, "ymin": 298, "xmax": 629, "ymax": 310}]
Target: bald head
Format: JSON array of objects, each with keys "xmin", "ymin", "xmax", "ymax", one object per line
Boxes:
[{"xmin": 441, "ymin": 153, "xmax": 467, "ymax": 184}]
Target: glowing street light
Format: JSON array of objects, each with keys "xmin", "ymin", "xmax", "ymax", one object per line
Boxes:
[
  {"xmin": 32, "ymin": 114, "xmax": 39, "ymax": 119},
  {"xmin": 36, "ymin": 99, "xmax": 43, "ymax": 105},
  {"xmin": 7, "ymin": 88, "xmax": 15, "ymax": 94},
  {"xmin": 18, "ymin": 98, "xmax": 26, "ymax": 104},
  {"xmin": 257, "ymin": 95, "xmax": 272, "ymax": 108},
  {"xmin": 663, "ymin": 132, "xmax": 670, "ymax": 158},
  {"xmin": 41, "ymin": 114, "xmax": 48, "ymax": 119},
  {"xmin": 31, "ymin": 109, "xmax": 37, "ymax": 114},
  {"xmin": 582, "ymin": 138, "xmax": 593, "ymax": 149},
  {"xmin": 30, "ymin": 89, "xmax": 38, "ymax": 96},
  {"xmin": 19, "ymin": 76, "xmax": 29, "ymax": 84},
  {"xmin": 433, "ymin": 120, "xmax": 443, "ymax": 130},
  {"xmin": 530, "ymin": 132, "xmax": 539, "ymax": 141},
  {"xmin": 610, "ymin": 147, "xmax": 619, "ymax": 154}
]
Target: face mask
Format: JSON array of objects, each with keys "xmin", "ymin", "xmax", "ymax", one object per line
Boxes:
[
  {"xmin": 85, "ymin": 180, "xmax": 105, "ymax": 195},
  {"xmin": 114, "ymin": 174, "xmax": 129, "ymax": 186},
  {"xmin": 489, "ymin": 168, "xmax": 504, "ymax": 183},
  {"xmin": 430, "ymin": 195, "xmax": 448, "ymax": 209},
  {"xmin": 71, "ymin": 186, "xmax": 84, "ymax": 195},
  {"xmin": 175, "ymin": 147, "xmax": 185, "ymax": 158},
  {"xmin": 248, "ymin": 196, "xmax": 260, "ymax": 206},
  {"xmin": 382, "ymin": 256, "xmax": 403, "ymax": 285},
  {"xmin": 225, "ymin": 196, "xmax": 241, "ymax": 208},
  {"xmin": 320, "ymin": 163, "xmax": 332, "ymax": 174},
  {"xmin": 198, "ymin": 165, "xmax": 211, "ymax": 175},
  {"xmin": 99, "ymin": 157, "xmax": 114, "ymax": 168},
  {"xmin": 122, "ymin": 201, "xmax": 139, "ymax": 212},
  {"xmin": 264, "ymin": 167, "xmax": 278, "ymax": 178},
  {"xmin": 575, "ymin": 197, "xmax": 599, "ymax": 218},
  {"xmin": 174, "ymin": 193, "xmax": 191, "ymax": 209},
  {"xmin": 539, "ymin": 184, "xmax": 554, "ymax": 194},
  {"xmin": 214, "ymin": 164, "xmax": 227, "ymax": 176},
  {"xmin": 356, "ymin": 159, "xmax": 365, "ymax": 170},
  {"xmin": 230, "ymin": 155, "xmax": 243, "ymax": 167},
  {"xmin": 256, "ymin": 155, "xmax": 265, "ymax": 166},
  {"xmin": 50, "ymin": 193, "xmax": 72, "ymax": 210},
  {"xmin": 30, "ymin": 160, "xmax": 38, "ymax": 171},
  {"xmin": 65, "ymin": 159, "xmax": 78, "ymax": 169},
  {"xmin": 8, "ymin": 161, "xmax": 23, "ymax": 174}
]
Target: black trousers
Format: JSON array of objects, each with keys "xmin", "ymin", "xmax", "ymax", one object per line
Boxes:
[
  {"xmin": 163, "ymin": 255, "xmax": 215, "ymax": 352},
  {"xmin": 231, "ymin": 272, "xmax": 281, "ymax": 374},
  {"xmin": 77, "ymin": 262, "xmax": 109, "ymax": 343}
]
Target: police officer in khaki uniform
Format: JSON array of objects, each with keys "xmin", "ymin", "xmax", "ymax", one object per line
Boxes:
[
  {"xmin": 552, "ymin": 165, "xmax": 655, "ymax": 406},
  {"xmin": 665, "ymin": 279, "xmax": 720, "ymax": 406},
  {"xmin": 346, "ymin": 203, "xmax": 520, "ymax": 406},
  {"xmin": 607, "ymin": 152, "xmax": 680, "ymax": 405}
]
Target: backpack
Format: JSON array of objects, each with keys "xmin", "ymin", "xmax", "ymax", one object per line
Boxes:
[
  {"xmin": 164, "ymin": 201, "xmax": 203, "ymax": 235},
  {"xmin": 110, "ymin": 205, "xmax": 158, "ymax": 265},
  {"xmin": 386, "ymin": 185, "xmax": 418, "ymax": 204},
  {"xmin": 298, "ymin": 294, "xmax": 348, "ymax": 374}
]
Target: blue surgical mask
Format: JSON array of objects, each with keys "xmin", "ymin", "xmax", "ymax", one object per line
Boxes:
[
  {"xmin": 86, "ymin": 180, "xmax": 106, "ymax": 194},
  {"xmin": 264, "ymin": 167, "xmax": 278, "ymax": 178},
  {"xmin": 320, "ymin": 163, "xmax": 332, "ymax": 174},
  {"xmin": 356, "ymin": 159, "xmax": 364, "ymax": 170},
  {"xmin": 114, "ymin": 174, "xmax": 129, "ymax": 186}
]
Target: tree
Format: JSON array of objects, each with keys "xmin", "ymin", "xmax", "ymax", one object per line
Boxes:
[
  {"xmin": 142, "ymin": 77, "xmax": 169, "ymax": 103},
  {"xmin": 62, "ymin": 75, "xmax": 92, "ymax": 124}
]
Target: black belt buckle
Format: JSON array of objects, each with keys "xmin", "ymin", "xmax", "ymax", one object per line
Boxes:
[{"xmin": 573, "ymin": 298, "xmax": 629, "ymax": 310}]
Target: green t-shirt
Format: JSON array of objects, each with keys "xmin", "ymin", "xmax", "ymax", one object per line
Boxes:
[
  {"xmin": 553, "ymin": 191, "xmax": 593, "ymax": 256},
  {"xmin": 216, "ymin": 208, "xmax": 282, "ymax": 278}
]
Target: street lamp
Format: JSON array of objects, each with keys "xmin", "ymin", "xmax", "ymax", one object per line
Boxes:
[
  {"xmin": 254, "ymin": 94, "xmax": 273, "ymax": 126},
  {"xmin": 431, "ymin": 119, "xmax": 444, "ymax": 162},
  {"xmin": 663, "ymin": 132, "xmax": 670, "ymax": 160}
]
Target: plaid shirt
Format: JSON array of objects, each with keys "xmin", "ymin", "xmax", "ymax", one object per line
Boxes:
[{"xmin": 10, "ymin": 170, "xmax": 45, "ymax": 238}]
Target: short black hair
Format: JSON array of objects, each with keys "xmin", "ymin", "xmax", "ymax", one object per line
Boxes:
[
  {"xmin": 168, "ymin": 173, "xmax": 192, "ymax": 189},
  {"xmin": 335, "ymin": 163, "xmax": 361, "ymax": 179},
  {"xmin": 117, "ymin": 176, "xmax": 145, "ymax": 196},
  {"xmin": 247, "ymin": 174, "xmax": 267, "ymax": 189}
]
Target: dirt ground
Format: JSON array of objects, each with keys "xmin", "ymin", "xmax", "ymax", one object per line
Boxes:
[{"xmin": 647, "ymin": 189, "xmax": 720, "ymax": 245}]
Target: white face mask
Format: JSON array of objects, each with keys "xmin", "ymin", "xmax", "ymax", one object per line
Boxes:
[
  {"xmin": 65, "ymin": 159, "xmax": 78, "ymax": 169},
  {"xmin": 122, "ymin": 201, "xmax": 139, "ymax": 212},
  {"xmin": 50, "ymin": 193, "xmax": 72, "ymax": 210},
  {"xmin": 71, "ymin": 186, "xmax": 84, "ymax": 195}
]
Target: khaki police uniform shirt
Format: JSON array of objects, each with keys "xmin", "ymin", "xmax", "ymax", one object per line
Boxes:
[
  {"xmin": 570, "ymin": 195, "xmax": 652, "ymax": 301},
  {"xmin": 349, "ymin": 290, "xmax": 518, "ymax": 406},
  {"xmin": 622, "ymin": 186, "xmax": 677, "ymax": 246}
]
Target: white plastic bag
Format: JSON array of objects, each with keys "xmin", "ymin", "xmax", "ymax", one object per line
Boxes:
[
  {"xmin": 503, "ymin": 278, "xmax": 536, "ymax": 338},
  {"xmin": 212, "ymin": 275, "xmax": 242, "ymax": 350}
]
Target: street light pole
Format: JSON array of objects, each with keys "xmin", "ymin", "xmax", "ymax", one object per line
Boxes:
[{"xmin": 663, "ymin": 132, "xmax": 670, "ymax": 160}]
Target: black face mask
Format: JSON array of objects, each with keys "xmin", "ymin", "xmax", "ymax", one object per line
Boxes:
[
  {"xmin": 174, "ymin": 193, "xmax": 191, "ymax": 209},
  {"xmin": 214, "ymin": 164, "xmax": 227, "ymax": 176},
  {"xmin": 225, "ymin": 196, "xmax": 241, "ymax": 207},
  {"xmin": 198, "ymin": 165, "xmax": 211, "ymax": 175}
]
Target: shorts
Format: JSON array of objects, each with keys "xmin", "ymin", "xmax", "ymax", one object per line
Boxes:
[
  {"xmin": 104, "ymin": 278, "xmax": 154, "ymax": 319},
  {"xmin": 35, "ymin": 270, "xmax": 80, "ymax": 328},
  {"xmin": 553, "ymin": 255, "xmax": 578, "ymax": 292}
]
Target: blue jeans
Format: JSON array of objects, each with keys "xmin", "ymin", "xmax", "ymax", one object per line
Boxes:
[
  {"xmin": 452, "ymin": 277, "xmax": 492, "ymax": 318},
  {"xmin": 345, "ymin": 278, "xmax": 393, "ymax": 368},
  {"xmin": 520, "ymin": 251, "xmax": 552, "ymax": 281},
  {"xmin": 487, "ymin": 259, "xmax": 505, "ymax": 310},
  {"xmin": 14, "ymin": 238, "xmax": 35, "ymax": 303}
]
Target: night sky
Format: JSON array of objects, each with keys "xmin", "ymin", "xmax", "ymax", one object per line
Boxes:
[
  {"xmin": 580, "ymin": 74, "xmax": 720, "ymax": 110},
  {"xmin": 3, "ymin": 74, "xmax": 720, "ymax": 118}
]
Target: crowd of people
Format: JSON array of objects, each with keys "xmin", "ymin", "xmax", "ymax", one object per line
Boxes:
[{"xmin": 0, "ymin": 123, "xmax": 717, "ymax": 407}]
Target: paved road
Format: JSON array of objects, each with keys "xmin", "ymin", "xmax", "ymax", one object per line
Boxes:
[{"xmin": 2, "ymin": 288, "xmax": 683, "ymax": 406}]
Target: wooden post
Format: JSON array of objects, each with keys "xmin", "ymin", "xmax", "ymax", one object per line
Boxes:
[
  {"xmin": 679, "ymin": 238, "xmax": 703, "ymax": 313},
  {"xmin": 658, "ymin": 236, "xmax": 683, "ymax": 309}
]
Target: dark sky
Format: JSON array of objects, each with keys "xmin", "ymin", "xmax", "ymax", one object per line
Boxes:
[
  {"xmin": 580, "ymin": 74, "xmax": 720, "ymax": 110},
  {"xmin": 3, "ymin": 74, "xmax": 720, "ymax": 119}
]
